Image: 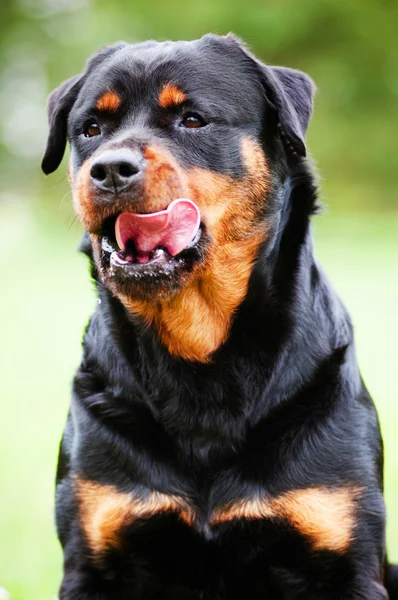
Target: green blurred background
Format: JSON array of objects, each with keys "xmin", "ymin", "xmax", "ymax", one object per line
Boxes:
[{"xmin": 0, "ymin": 1, "xmax": 397, "ymax": 598}]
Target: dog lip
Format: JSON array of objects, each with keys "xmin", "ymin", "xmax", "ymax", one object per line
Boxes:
[
  {"xmin": 110, "ymin": 246, "xmax": 173, "ymax": 270},
  {"xmin": 102, "ymin": 226, "xmax": 203, "ymax": 257},
  {"xmin": 101, "ymin": 226, "xmax": 203, "ymax": 275}
]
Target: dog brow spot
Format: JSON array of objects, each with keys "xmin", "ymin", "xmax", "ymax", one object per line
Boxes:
[
  {"xmin": 158, "ymin": 83, "xmax": 186, "ymax": 109},
  {"xmin": 96, "ymin": 90, "xmax": 121, "ymax": 112},
  {"xmin": 211, "ymin": 486, "xmax": 360, "ymax": 553},
  {"xmin": 75, "ymin": 478, "xmax": 195, "ymax": 557}
]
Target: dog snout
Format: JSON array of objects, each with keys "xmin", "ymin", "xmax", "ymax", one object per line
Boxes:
[{"xmin": 90, "ymin": 149, "xmax": 142, "ymax": 194}]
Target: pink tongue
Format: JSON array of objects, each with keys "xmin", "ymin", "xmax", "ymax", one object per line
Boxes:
[{"xmin": 115, "ymin": 199, "xmax": 200, "ymax": 257}]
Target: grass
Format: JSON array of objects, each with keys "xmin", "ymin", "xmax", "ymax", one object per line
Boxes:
[{"xmin": 0, "ymin": 199, "xmax": 397, "ymax": 599}]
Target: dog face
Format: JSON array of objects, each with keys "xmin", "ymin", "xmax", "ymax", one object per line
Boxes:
[{"xmin": 42, "ymin": 34, "xmax": 315, "ymax": 360}]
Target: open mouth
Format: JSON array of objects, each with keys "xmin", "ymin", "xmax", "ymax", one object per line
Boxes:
[{"xmin": 100, "ymin": 199, "xmax": 203, "ymax": 276}]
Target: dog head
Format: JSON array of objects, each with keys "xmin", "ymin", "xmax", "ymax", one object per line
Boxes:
[{"xmin": 42, "ymin": 34, "xmax": 315, "ymax": 360}]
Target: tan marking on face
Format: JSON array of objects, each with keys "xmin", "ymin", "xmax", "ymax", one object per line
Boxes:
[
  {"xmin": 123, "ymin": 137, "xmax": 270, "ymax": 362},
  {"xmin": 158, "ymin": 83, "xmax": 186, "ymax": 109},
  {"xmin": 211, "ymin": 486, "xmax": 360, "ymax": 553},
  {"xmin": 188, "ymin": 137, "xmax": 269, "ymax": 244},
  {"xmin": 73, "ymin": 158, "xmax": 124, "ymax": 233},
  {"xmin": 75, "ymin": 478, "xmax": 195, "ymax": 557},
  {"xmin": 73, "ymin": 158, "xmax": 92, "ymax": 226},
  {"xmin": 96, "ymin": 90, "xmax": 121, "ymax": 112},
  {"xmin": 140, "ymin": 145, "xmax": 189, "ymax": 213}
]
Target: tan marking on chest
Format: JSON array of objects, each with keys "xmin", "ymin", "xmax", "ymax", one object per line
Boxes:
[
  {"xmin": 210, "ymin": 486, "xmax": 360, "ymax": 553},
  {"xmin": 75, "ymin": 478, "xmax": 195, "ymax": 556},
  {"xmin": 158, "ymin": 84, "xmax": 186, "ymax": 109},
  {"xmin": 124, "ymin": 230, "xmax": 265, "ymax": 362},
  {"xmin": 96, "ymin": 90, "xmax": 121, "ymax": 112}
]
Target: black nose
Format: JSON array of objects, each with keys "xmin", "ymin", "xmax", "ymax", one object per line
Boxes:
[{"xmin": 90, "ymin": 149, "xmax": 142, "ymax": 193}]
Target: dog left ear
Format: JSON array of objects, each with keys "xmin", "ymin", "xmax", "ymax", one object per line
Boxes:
[{"xmin": 41, "ymin": 75, "xmax": 82, "ymax": 175}]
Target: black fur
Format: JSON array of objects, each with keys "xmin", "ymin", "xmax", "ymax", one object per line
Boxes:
[{"xmin": 42, "ymin": 34, "xmax": 395, "ymax": 599}]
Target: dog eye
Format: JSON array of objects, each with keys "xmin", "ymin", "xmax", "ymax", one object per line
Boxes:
[
  {"xmin": 83, "ymin": 121, "xmax": 101, "ymax": 138},
  {"xmin": 180, "ymin": 113, "xmax": 207, "ymax": 129}
]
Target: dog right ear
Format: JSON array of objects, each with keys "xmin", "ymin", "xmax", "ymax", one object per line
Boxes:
[
  {"xmin": 41, "ymin": 75, "xmax": 82, "ymax": 175},
  {"xmin": 41, "ymin": 42, "xmax": 128, "ymax": 175}
]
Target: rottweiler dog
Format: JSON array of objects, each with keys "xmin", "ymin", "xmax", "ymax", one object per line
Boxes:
[{"xmin": 42, "ymin": 34, "xmax": 398, "ymax": 599}]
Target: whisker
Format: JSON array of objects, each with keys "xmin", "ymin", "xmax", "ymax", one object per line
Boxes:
[
  {"xmin": 60, "ymin": 189, "xmax": 72, "ymax": 206},
  {"xmin": 67, "ymin": 214, "xmax": 79, "ymax": 232}
]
